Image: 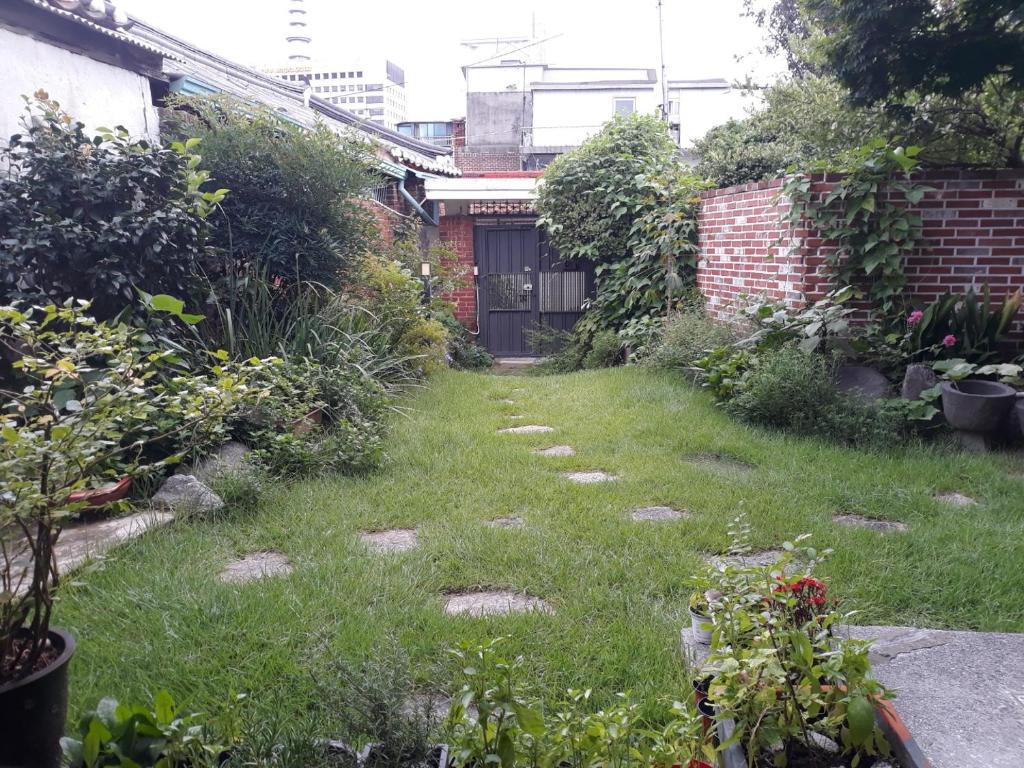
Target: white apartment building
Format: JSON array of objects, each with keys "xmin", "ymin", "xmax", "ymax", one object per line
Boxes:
[
  {"xmin": 461, "ymin": 60, "xmax": 750, "ymax": 169},
  {"xmin": 271, "ymin": 59, "xmax": 408, "ymax": 128}
]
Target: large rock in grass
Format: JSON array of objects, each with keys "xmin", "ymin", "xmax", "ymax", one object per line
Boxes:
[
  {"xmin": 177, "ymin": 441, "xmax": 251, "ymax": 484},
  {"xmin": 151, "ymin": 474, "xmax": 223, "ymax": 515},
  {"xmin": 836, "ymin": 365, "xmax": 893, "ymax": 400}
]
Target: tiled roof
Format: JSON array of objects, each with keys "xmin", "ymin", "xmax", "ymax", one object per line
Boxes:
[{"xmin": 26, "ymin": 0, "xmax": 174, "ymax": 60}]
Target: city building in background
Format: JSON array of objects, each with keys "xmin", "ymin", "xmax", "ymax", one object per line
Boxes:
[
  {"xmin": 271, "ymin": 59, "xmax": 407, "ymax": 128},
  {"xmin": 397, "ymin": 120, "xmax": 455, "ymax": 148},
  {"xmin": 667, "ymin": 78, "xmax": 750, "ymax": 149}
]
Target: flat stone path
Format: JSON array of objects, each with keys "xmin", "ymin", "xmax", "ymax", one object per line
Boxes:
[
  {"xmin": 631, "ymin": 506, "xmax": 689, "ymax": 522},
  {"xmin": 219, "ymin": 551, "xmax": 293, "ymax": 584},
  {"xmin": 443, "ymin": 589, "xmax": 553, "ymax": 617},
  {"xmin": 486, "ymin": 516, "xmax": 525, "ymax": 528},
  {"xmin": 707, "ymin": 549, "xmax": 784, "ymax": 569},
  {"xmin": 359, "ymin": 528, "xmax": 419, "ymax": 553},
  {"xmin": 11, "ymin": 511, "xmax": 175, "ymax": 593},
  {"xmin": 845, "ymin": 625, "xmax": 1024, "ymax": 768},
  {"xmin": 833, "ymin": 513, "xmax": 908, "ymax": 533},
  {"xmin": 498, "ymin": 425, "xmax": 554, "ymax": 434},
  {"xmin": 680, "ymin": 623, "xmax": 1024, "ymax": 767},
  {"xmin": 935, "ymin": 491, "xmax": 978, "ymax": 507},
  {"xmin": 562, "ymin": 471, "xmax": 617, "ymax": 484},
  {"xmin": 534, "ymin": 445, "xmax": 575, "ymax": 457}
]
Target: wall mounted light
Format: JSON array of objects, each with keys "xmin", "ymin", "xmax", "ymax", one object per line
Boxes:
[{"xmin": 420, "ymin": 261, "xmax": 431, "ymax": 277}]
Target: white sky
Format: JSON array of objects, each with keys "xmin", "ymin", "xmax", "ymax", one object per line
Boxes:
[{"xmin": 116, "ymin": 0, "xmax": 784, "ymax": 120}]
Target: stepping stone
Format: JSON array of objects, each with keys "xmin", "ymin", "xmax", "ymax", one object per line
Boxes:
[
  {"xmin": 683, "ymin": 453, "xmax": 755, "ymax": 472},
  {"xmin": 498, "ymin": 425, "xmax": 553, "ymax": 434},
  {"xmin": 935, "ymin": 492, "xmax": 978, "ymax": 507},
  {"xmin": 562, "ymin": 471, "xmax": 617, "ymax": 484},
  {"xmin": 501, "ymin": 399, "xmax": 516, "ymax": 405},
  {"xmin": 534, "ymin": 445, "xmax": 575, "ymax": 457},
  {"xmin": 443, "ymin": 589, "xmax": 553, "ymax": 617},
  {"xmin": 359, "ymin": 528, "xmax": 419, "ymax": 553},
  {"xmin": 707, "ymin": 549, "xmax": 784, "ymax": 569},
  {"xmin": 630, "ymin": 506, "xmax": 689, "ymax": 522},
  {"xmin": 834, "ymin": 513, "xmax": 908, "ymax": 533},
  {"xmin": 219, "ymin": 551, "xmax": 293, "ymax": 584},
  {"xmin": 486, "ymin": 516, "xmax": 524, "ymax": 528},
  {"xmin": 508, "ymin": 414, "xmax": 526, "ymax": 420}
]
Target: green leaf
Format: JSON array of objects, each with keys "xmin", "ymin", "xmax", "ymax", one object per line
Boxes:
[
  {"xmin": 82, "ymin": 718, "xmax": 110, "ymax": 768},
  {"xmin": 2, "ymin": 426, "xmax": 18, "ymax": 443},
  {"xmin": 496, "ymin": 731, "xmax": 515, "ymax": 768},
  {"xmin": 153, "ymin": 689, "xmax": 175, "ymax": 725},
  {"xmin": 511, "ymin": 702, "xmax": 545, "ymax": 736},
  {"xmin": 847, "ymin": 695, "xmax": 875, "ymax": 745}
]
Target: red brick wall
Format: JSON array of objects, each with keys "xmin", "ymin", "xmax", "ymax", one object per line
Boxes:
[
  {"xmin": 697, "ymin": 169, "xmax": 1024, "ymax": 331},
  {"xmin": 359, "ymin": 198, "xmax": 411, "ymax": 249},
  {"xmin": 454, "ymin": 149, "xmax": 523, "ymax": 173},
  {"xmin": 439, "ymin": 214, "xmax": 476, "ymax": 326}
]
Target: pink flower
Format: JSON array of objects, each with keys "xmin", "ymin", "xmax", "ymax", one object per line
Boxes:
[
  {"xmin": 942, "ymin": 334, "xmax": 957, "ymax": 348},
  {"xmin": 907, "ymin": 310, "xmax": 924, "ymax": 326}
]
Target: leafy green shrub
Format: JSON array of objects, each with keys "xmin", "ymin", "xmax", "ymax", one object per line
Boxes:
[
  {"xmin": 0, "ymin": 94, "xmax": 220, "ymax": 319},
  {"xmin": 693, "ymin": 117, "xmax": 794, "ymax": 187},
  {"xmin": 582, "ymin": 330, "xmax": 622, "ymax": 369},
  {"xmin": 537, "ymin": 114, "xmax": 699, "ymax": 338},
  {"xmin": 62, "ymin": 690, "xmax": 235, "ymax": 768},
  {"xmin": 525, "ymin": 326, "xmax": 587, "ymax": 374},
  {"xmin": 641, "ymin": 308, "xmax": 739, "ymax": 371},
  {"xmin": 205, "ymin": 467, "xmax": 267, "ymax": 519},
  {"xmin": 398, "ymin": 318, "xmax": 449, "ymax": 378},
  {"xmin": 727, "ymin": 347, "xmax": 906, "ymax": 446},
  {"xmin": 165, "ymin": 94, "xmax": 374, "ymax": 288},
  {"xmin": 438, "ymin": 312, "xmax": 493, "ymax": 370}
]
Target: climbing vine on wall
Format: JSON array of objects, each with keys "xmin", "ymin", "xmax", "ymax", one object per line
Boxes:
[{"xmin": 778, "ymin": 140, "xmax": 931, "ymax": 312}]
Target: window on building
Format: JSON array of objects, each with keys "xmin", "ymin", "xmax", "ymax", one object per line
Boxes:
[
  {"xmin": 331, "ymin": 72, "xmax": 338, "ymax": 79},
  {"xmin": 366, "ymin": 83, "xmax": 382, "ymax": 91},
  {"xmin": 314, "ymin": 73, "xmax": 321, "ymax": 80},
  {"xmin": 357, "ymin": 96, "xmax": 364, "ymax": 103},
  {"xmin": 366, "ymin": 95, "xmax": 384, "ymax": 104},
  {"xmin": 668, "ymin": 99, "xmax": 679, "ymax": 115},
  {"xmin": 369, "ymin": 108, "xmax": 384, "ymax": 116},
  {"xmin": 340, "ymin": 72, "xmax": 346, "ymax": 78},
  {"xmin": 614, "ymin": 97, "xmax": 635, "ymax": 115},
  {"xmin": 348, "ymin": 71, "xmax": 354, "ymax": 77},
  {"xmin": 356, "ymin": 70, "xmax": 363, "ymax": 77}
]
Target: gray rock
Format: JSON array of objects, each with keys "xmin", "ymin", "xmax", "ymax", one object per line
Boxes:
[
  {"xmin": 901, "ymin": 364, "xmax": 939, "ymax": 401},
  {"xmin": 151, "ymin": 474, "xmax": 223, "ymax": 514},
  {"xmin": 178, "ymin": 441, "xmax": 251, "ymax": 484},
  {"xmin": 836, "ymin": 365, "xmax": 893, "ymax": 400}
]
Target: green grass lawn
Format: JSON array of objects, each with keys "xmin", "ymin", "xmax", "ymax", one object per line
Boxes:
[{"xmin": 55, "ymin": 367, "xmax": 1024, "ymax": 728}]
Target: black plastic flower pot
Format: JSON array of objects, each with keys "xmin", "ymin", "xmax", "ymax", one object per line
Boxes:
[
  {"xmin": 0, "ymin": 627, "xmax": 76, "ymax": 768},
  {"xmin": 1015, "ymin": 396, "xmax": 1024, "ymax": 438},
  {"xmin": 940, "ymin": 380, "xmax": 1016, "ymax": 434}
]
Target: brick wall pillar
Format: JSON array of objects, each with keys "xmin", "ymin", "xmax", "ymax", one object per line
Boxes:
[{"xmin": 439, "ymin": 214, "xmax": 477, "ymax": 327}]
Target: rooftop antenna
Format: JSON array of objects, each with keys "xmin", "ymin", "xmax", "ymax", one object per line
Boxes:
[{"xmin": 285, "ymin": 0, "xmax": 311, "ymax": 64}]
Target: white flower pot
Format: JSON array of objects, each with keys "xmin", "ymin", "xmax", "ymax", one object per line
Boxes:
[{"xmin": 690, "ymin": 608, "xmax": 713, "ymax": 644}]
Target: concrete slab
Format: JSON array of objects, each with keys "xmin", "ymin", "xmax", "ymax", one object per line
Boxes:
[
  {"xmin": 498, "ymin": 425, "xmax": 554, "ymax": 434},
  {"xmin": 833, "ymin": 513, "xmax": 909, "ymax": 533},
  {"xmin": 219, "ymin": 551, "xmax": 293, "ymax": 584},
  {"xmin": 443, "ymin": 589, "xmax": 553, "ymax": 617},
  {"xmin": 359, "ymin": 528, "xmax": 419, "ymax": 553},
  {"xmin": 631, "ymin": 506, "xmax": 690, "ymax": 522},
  {"xmin": 935, "ymin": 492, "xmax": 978, "ymax": 507},
  {"xmin": 562, "ymin": 471, "xmax": 618, "ymax": 484},
  {"xmin": 485, "ymin": 516, "xmax": 525, "ymax": 529},
  {"xmin": 680, "ymin": 624, "xmax": 1024, "ymax": 768},
  {"xmin": 534, "ymin": 445, "xmax": 575, "ymax": 457},
  {"xmin": 707, "ymin": 549, "xmax": 783, "ymax": 569},
  {"xmin": 844, "ymin": 625, "xmax": 1024, "ymax": 768}
]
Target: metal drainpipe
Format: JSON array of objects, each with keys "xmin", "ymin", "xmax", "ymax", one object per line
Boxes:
[{"xmin": 397, "ymin": 176, "xmax": 438, "ymax": 226}]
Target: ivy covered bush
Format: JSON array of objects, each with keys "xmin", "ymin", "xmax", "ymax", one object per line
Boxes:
[
  {"xmin": 0, "ymin": 93, "xmax": 223, "ymax": 320},
  {"xmin": 536, "ymin": 114, "xmax": 704, "ymax": 358}
]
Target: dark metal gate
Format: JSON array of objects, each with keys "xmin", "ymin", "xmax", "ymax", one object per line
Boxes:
[{"xmin": 476, "ymin": 222, "xmax": 593, "ymax": 356}]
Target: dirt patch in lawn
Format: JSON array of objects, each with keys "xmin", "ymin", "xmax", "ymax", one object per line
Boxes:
[{"xmin": 486, "ymin": 516, "xmax": 525, "ymax": 529}]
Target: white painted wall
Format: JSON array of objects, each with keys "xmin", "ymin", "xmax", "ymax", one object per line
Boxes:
[
  {"xmin": 465, "ymin": 65, "xmax": 546, "ymax": 93},
  {"xmin": 670, "ymin": 85, "xmax": 753, "ymax": 147},
  {"xmin": 0, "ymin": 27, "xmax": 159, "ymax": 143},
  {"xmin": 531, "ymin": 87, "xmax": 657, "ymax": 147}
]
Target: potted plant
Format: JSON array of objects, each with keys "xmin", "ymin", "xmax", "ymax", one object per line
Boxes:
[
  {"xmin": 688, "ymin": 592, "xmax": 713, "ymax": 645},
  {"xmin": 933, "ymin": 359, "xmax": 1021, "ymax": 448},
  {"xmin": 0, "ymin": 302, "xmax": 265, "ymax": 768}
]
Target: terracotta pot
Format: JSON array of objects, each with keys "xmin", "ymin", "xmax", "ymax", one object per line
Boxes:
[
  {"xmin": 67, "ymin": 476, "xmax": 132, "ymax": 509},
  {"xmin": 290, "ymin": 407, "xmax": 324, "ymax": 436},
  {"xmin": 0, "ymin": 627, "xmax": 76, "ymax": 768}
]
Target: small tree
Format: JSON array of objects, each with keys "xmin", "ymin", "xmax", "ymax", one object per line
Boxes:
[
  {"xmin": 0, "ymin": 301, "xmax": 266, "ymax": 685},
  {"xmin": 0, "ymin": 93, "xmax": 223, "ymax": 320},
  {"xmin": 536, "ymin": 114, "xmax": 699, "ymax": 341}
]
